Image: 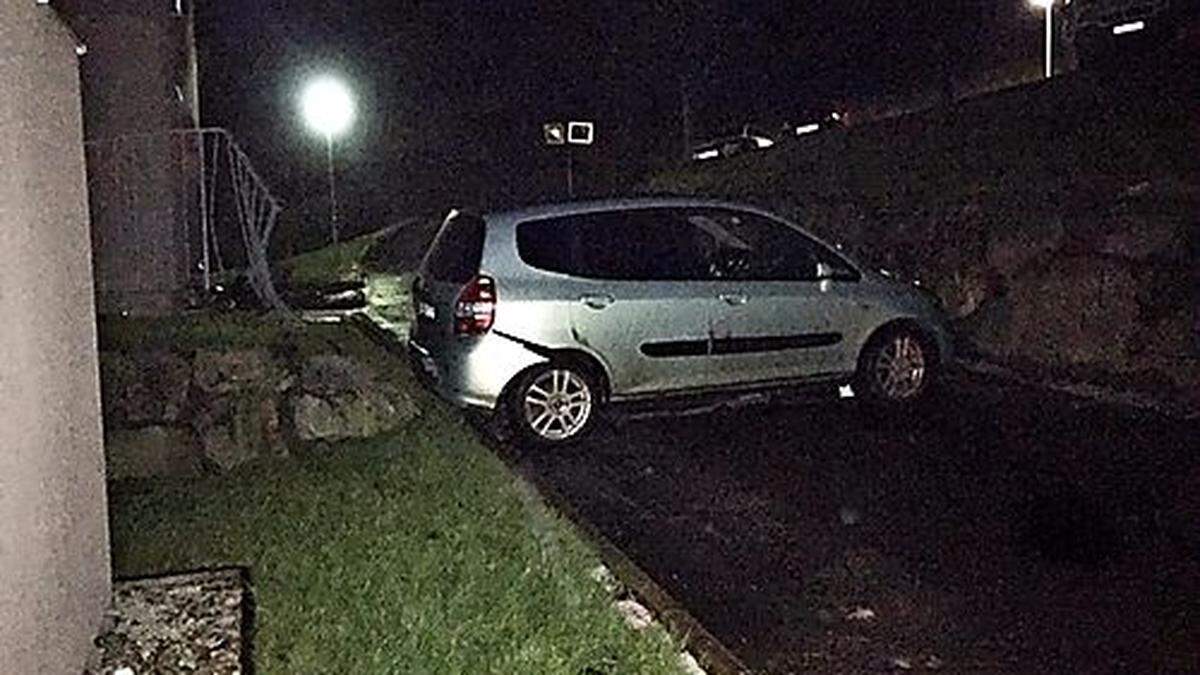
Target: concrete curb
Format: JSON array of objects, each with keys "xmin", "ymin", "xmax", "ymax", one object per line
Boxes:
[{"xmin": 501, "ymin": 456, "xmax": 752, "ymax": 675}]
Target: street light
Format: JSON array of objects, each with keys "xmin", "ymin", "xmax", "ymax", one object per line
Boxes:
[
  {"xmin": 1029, "ymin": 0, "xmax": 1055, "ymax": 79},
  {"xmin": 300, "ymin": 76, "xmax": 355, "ymax": 245}
]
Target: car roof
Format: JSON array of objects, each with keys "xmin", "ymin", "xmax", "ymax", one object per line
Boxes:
[{"xmin": 482, "ymin": 196, "xmax": 780, "ymax": 224}]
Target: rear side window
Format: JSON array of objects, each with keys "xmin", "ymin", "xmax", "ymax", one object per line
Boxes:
[
  {"xmin": 516, "ymin": 209, "xmax": 710, "ymax": 281},
  {"xmin": 687, "ymin": 209, "xmax": 859, "ymax": 282},
  {"xmin": 423, "ymin": 211, "xmax": 486, "ymax": 283}
]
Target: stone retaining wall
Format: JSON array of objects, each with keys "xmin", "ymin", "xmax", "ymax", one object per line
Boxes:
[{"xmin": 100, "ymin": 347, "xmax": 419, "ymax": 479}]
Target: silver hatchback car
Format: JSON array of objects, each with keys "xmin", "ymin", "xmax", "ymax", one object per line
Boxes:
[{"xmin": 408, "ymin": 198, "xmax": 952, "ymax": 445}]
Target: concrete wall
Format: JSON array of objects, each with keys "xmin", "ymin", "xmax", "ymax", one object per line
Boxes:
[
  {"xmin": 0, "ymin": 3, "xmax": 112, "ymax": 672},
  {"xmin": 65, "ymin": 0, "xmax": 200, "ymax": 314}
]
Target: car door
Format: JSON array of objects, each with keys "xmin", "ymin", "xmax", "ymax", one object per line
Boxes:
[
  {"xmin": 527, "ymin": 209, "xmax": 723, "ymax": 397},
  {"xmin": 689, "ymin": 209, "xmax": 864, "ymax": 385}
]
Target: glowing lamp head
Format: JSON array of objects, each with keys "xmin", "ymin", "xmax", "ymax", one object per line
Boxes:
[{"xmin": 301, "ymin": 77, "xmax": 355, "ymax": 138}]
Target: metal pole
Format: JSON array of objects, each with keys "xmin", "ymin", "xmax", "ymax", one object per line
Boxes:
[
  {"xmin": 197, "ymin": 130, "xmax": 211, "ymax": 292},
  {"xmin": 326, "ymin": 133, "xmax": 339, "ymax": 245},
  {"xmin": 566, "ymin": 150, "xmax": 574, "ymax": 198},
  {"xmin": 1045, "ymin": 3, "xmax": 1053, "ymax": 78}
]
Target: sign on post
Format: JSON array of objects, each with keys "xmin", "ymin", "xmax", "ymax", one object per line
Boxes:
[
  {"xmin": 567, "ymin": 121, "xmax": 594, "ymax": 145},
  {"xmin": 543, "ymin": 122, "xmax": 566, "ymax": 145},
  {"xmin": 544, "ymin": 120, "xmax": 595, "ymax": 198}
]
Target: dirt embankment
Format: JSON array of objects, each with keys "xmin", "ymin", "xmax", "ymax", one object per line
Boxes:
[{"xmin": 646, "ymin": 66, "xmax": 1198, "ymax": 398}]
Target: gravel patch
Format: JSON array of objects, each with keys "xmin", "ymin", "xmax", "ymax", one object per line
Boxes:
[{"xmin": 86, "ymin": 568, "xmax": 249, "ymax": 675}]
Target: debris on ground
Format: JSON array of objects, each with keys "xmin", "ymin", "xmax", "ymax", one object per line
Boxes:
[{"xmin": 846, "ymin": 606, "xmax": 877, "ymax": 621}]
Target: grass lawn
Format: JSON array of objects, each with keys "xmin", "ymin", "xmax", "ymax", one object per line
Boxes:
[
  {"xmin": 278, "ymin": 231, "xmax": 383, "ymax": 289},
  {"xmin": 106, "ymin": 321, "xmax": 684, "ymax": 673},
  {"xmin": 98, "ymin": 311, "xmax": 310, "ymax": 353}
]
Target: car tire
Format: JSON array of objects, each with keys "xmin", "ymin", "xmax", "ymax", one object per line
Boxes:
[
  {"xmin": 853, "ymin": 324, "xmax": 938, "ymax": 409},
  {"xmin": 506, "ymin": 361, "xmax": 600, "ymax": 447}
]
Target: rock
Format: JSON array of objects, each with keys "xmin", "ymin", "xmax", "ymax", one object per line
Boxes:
[
  {"xmin": 99, "ymin": 351, "xmax": 139, "ymax": 426},
  {"xmin": 930, "ymin": 266, "xmax": 995, "ymax": 319},
  {"xmin": 1096, "ymin": 213, "xmax": 1186, "ymax": 261},
  {"xmin": 105, "ymin": 426, "xmax": 201, "ymax": 480},
  {"xmin": 290, "ymin": 355, "xmax": 419, "ymax": 441},
  {"xmin": 1004, "ymin": 255, "xmax": 1138, "ymax": 367},
  {"xmin": 986, "ymin": 215, "xmax": 1065, "ymax": 280},
  {"xmin": 677, "ymin": 651, "xmax": 707, "ymax": 675},
  {"xmin": 194, "ymin": 391, "xmax": 286, "ymax": 471},
  {"xmin": 589, "ymin": 564, "xmax": 620, "ymax": 595},
  {"xmin": 197, "ymin": 423, "xmax": 239, "ymax": 473},
  {"xmin": 192, "ymin": 349, "xmax": 272, "ymax": 395},
  {"xmin": 1127, "ymin": 308, "xmax": 1200, "ymax": 388},
  {"xmin": 614, "ymin": 598, "xmax": 654, "ymax": 631},
  {"xmin": 299, "ymin": 354, "xmax": 373, "ymax": 396},
  {"xmin": 291, "ymin": 395, "xmax": 338, "ymax": 441},
  {"xmin": 960, "ymin": 294, "xmax": 1013, "ymax": 358},
  {"xmin": 185, "ymin": 348, "xmax": 289, "ymax": 471},
  {"xmin": 99, "ymin": 351, "xmax": 192, "ymax": 425},
  {"xmin": 291, "ymin": 389, "xmax": 404, "ymax": 441}
]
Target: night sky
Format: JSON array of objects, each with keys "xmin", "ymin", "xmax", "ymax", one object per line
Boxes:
[{"xmin": 194, "ymin": 1, "xmax": 1025, "ymax": 240}]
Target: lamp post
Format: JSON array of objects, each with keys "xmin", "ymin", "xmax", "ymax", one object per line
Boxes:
[
  {"xmin": 1030, "ymin": 0, "xmax": 1055, "ymax": 79},
  {"xmin": 301, "ymin": 76, "xmax": 355, "ymax": 245}
]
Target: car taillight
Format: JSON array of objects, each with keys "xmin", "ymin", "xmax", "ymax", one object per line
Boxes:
[{"xmin": 453, "ymin": 275, "xmax": 495, "ymax": 336}]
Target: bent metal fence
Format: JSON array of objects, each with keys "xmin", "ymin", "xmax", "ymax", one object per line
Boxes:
[{"xmin": 84, "ymin": 128, "xmax": 286, "ymax": 310}]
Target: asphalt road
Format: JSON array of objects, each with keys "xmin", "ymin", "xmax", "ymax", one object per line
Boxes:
[{"xmin": 506, "ymin": 371, "xmax": 1199, "ymax": 673}]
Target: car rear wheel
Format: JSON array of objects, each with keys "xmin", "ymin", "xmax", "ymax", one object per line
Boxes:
[
  {"xmin": 508, "ymin": 362, "xmax": 598, "ymax": 446},
  {"xmin": 855, "ymin": 325, "xmax": 937, "ymax": 406}
]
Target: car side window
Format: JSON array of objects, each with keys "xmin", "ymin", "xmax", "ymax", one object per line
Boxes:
[
  {"xmin": 516, "ymin": 209, "xmax": 712, "ymax": 281},
  {"xmin": 687, "ymin": 210, "xmax": 856, "ymax": 282}
]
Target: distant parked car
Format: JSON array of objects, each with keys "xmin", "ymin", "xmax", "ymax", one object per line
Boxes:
[
  {"xmin": 408, "ymin": 198, "xmax": 952, "ymax": 445},
  {"xmin": 1072, "ymin": 0, "xmax": 1180, "ymax": 67}
]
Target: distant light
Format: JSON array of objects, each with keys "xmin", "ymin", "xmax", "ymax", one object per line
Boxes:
[
  {"xmin": 694, "ymin": 148, "xmax": 720, "ymax": 160},
  {"xmin": 301, "ymin": 76, "xmax": 355, "ymax": 138},
  {"xmin": 1027, "ymin": 0, "xmax": 1052, "ymax": 8},
  {"xmin": 751, "ymin": 135, "xmax": 774, "ymax": 148},
  {"xmin": 36, "ymin": 0, "xmax": 50, "ymax": 5},
  {"xmin": 830, "ymin": 111, "xmax": 842, "ymax": 122},
  {"xmin": 1112, "ymin": 21, "xmax": 1145, "ymax": 34},
  {"xmin": 795, "ymin": 123, "xmax": 820, "ymax": 135},
  {"xmin": 74, "ymin": 43, "xmax": 87, "ymax": 56},
  {"xmin": 838, "ymin": 384, "xmax": 855, "ymax": 398}
]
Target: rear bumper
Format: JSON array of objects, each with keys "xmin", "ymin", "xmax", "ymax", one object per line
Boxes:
[{"xmin": 407, "ymin": 331, "xmax": 546, "ymax": 410}]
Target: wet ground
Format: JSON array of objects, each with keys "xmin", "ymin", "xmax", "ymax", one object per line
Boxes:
[{"xmin": 502, "ymin": 372, "xmax": 1199, "ymax": 673}]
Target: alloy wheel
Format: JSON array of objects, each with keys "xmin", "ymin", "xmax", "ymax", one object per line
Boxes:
[
  {"xmin": 522, "ymin": 367, "xmax": 593, "ymax": 441},
  {"xmin": 872, "ymin": 334, "xmax": 927, "ymax": 400}
]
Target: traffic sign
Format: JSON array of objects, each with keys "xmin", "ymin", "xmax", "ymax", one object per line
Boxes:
[
  {"xmin": 543, "ymin": 122, "xmax": 565, "ymax": 145},
  {"xmin": 567, "ymin": 121, "xmax": 594, "ymax": 145}
]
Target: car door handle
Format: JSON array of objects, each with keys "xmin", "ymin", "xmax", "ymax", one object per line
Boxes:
[
  {"xmin": 719, "ymin": 292, "xmax": 748, "ymax": 306},
  {"xmin": 580, "ymin": 294, "xmax": 615, "ymax": 310}
]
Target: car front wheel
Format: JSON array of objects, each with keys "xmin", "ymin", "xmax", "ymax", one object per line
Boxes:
[
  {"xmin": 854, "ymin": 325, "xmax": 937, "ymax": 406},
  {"xmin": 507, "ymin": 362, "xmax": 598, "ymax": 446}
]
